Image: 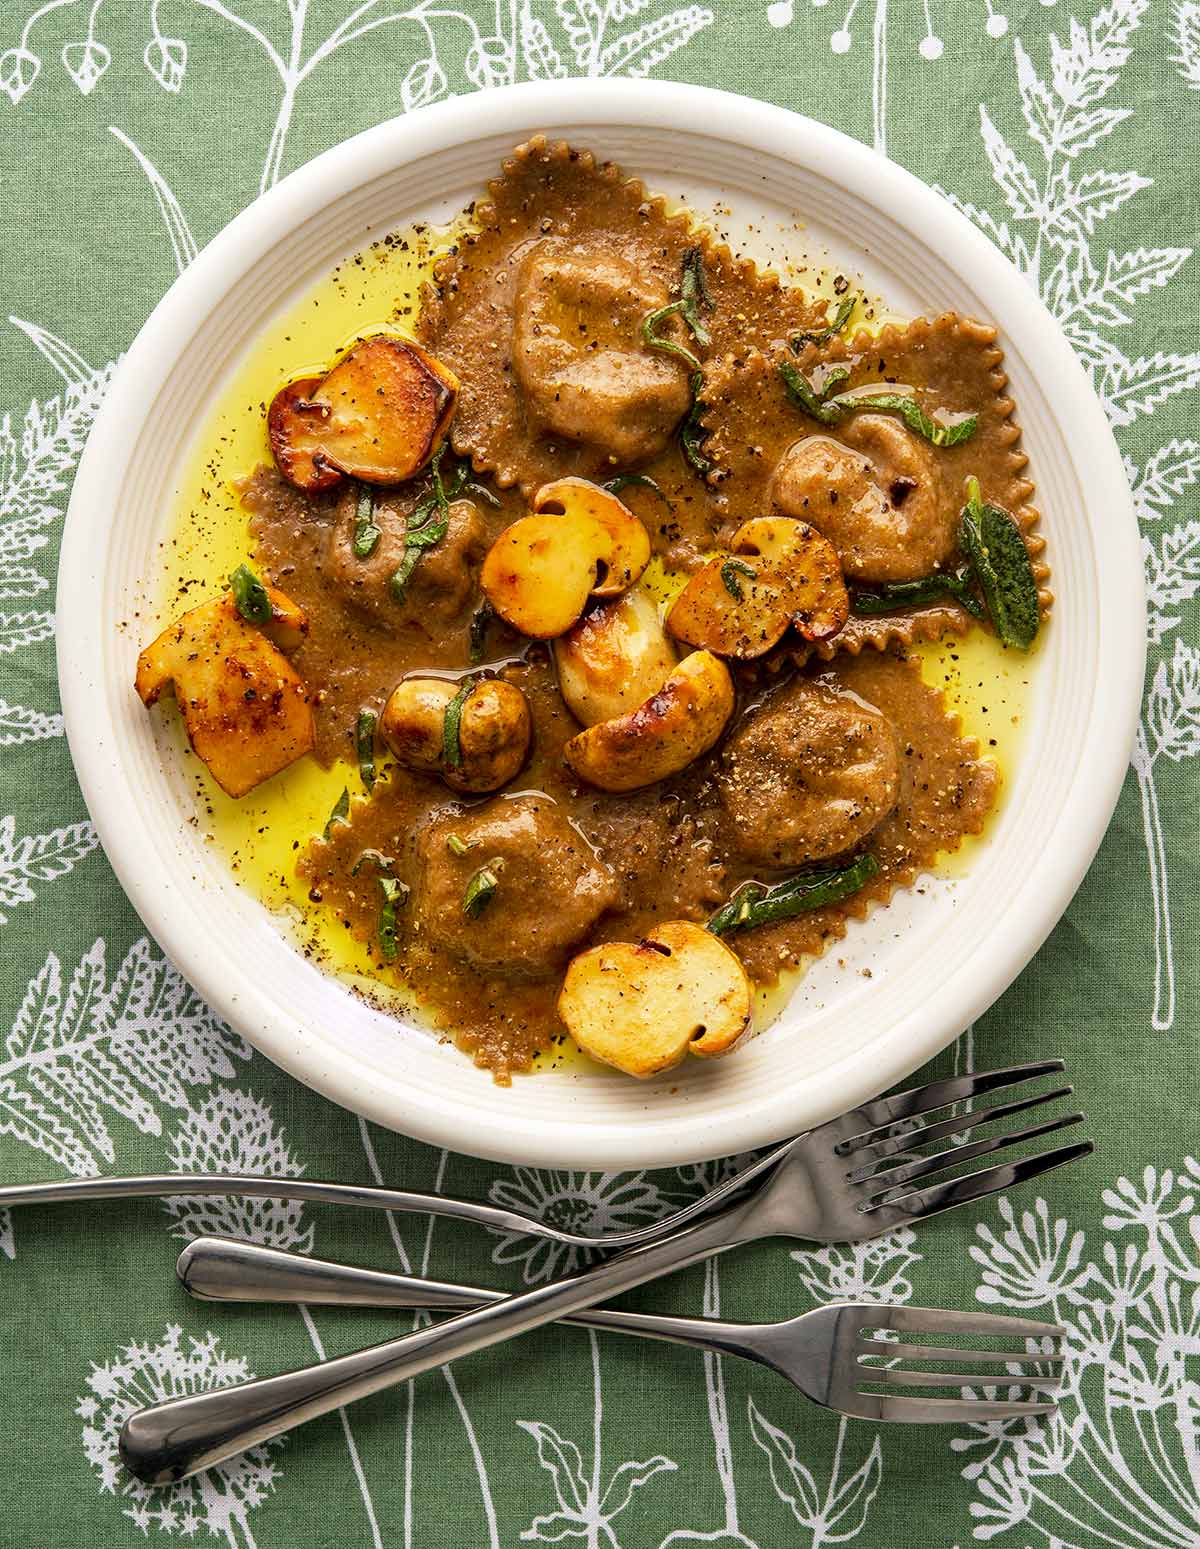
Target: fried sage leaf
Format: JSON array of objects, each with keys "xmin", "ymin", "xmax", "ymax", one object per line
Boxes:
[
  {"xmin": 779, "ymin": 362, "xmax": 978, "ymax": 447},
  {"xmin": 323, "ymin": 786, "xmax": 350, "ymax": 839},
  {"xmin": 355, "ymin": 709, "xmax": 377, "ymax": 791},
  {"xmin": 468, "ymin": 600, "xmax": 494, "ymax": 664},
  {"xmin": 852, "ymin": 570, "xmax": 985, "ymax": 620},
  {"xmin": 229, "ymin": 563, "xmax": 271, "ymax": 625},
  {"xmin": 790, "ymin": 292, "xmax": 858, "ymax": 351},
  {"xmin": 681, "ymin": 370, "xmax": 715, "ymax": 478},
  {"xmin": 720, "ymin": 558, "xmax": 758, "ymax": 601},
  {"xmin": 441, "ymin": 677, "xmax": 476, "ymax": 769},
  {"xmin": 463, "ymin": 858, "xmax": 502, "ymax": 919},
  {"xmin": 604, "ymin": 473, "xmax": 673, "ymax": 509},
  {"xmin": 959, "ymin": 478, "xmax": 1040, "ymax": 649},
  {"xmin": 642, "ymin": 249, "xmax": 714, "ymax": 375},
  {"xmin": 352, "ymin": 487, "xmax": 381, "ymax": 558},
  {"xmin": 378, "ymin": 873, "xmax": 408, "ymax": 961},
  {"xmin": 707, "ymin": 852, "xmax": 880, "ymax": 937}
]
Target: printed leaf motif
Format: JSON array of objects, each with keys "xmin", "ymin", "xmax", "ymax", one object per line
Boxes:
[
  {"xmin": 1015, "ymin": 39, "xmax": 1061, "ymax": 156},
  {"xmin": 521, "ymin": 11, "xmax": 567, "ymax": 78},
  {"xmin": 1098, "ymin": 350, "xmax": 1200, "ymax": 427},
  {"xmin": 1171, "ymin": 0, "xmax": 1200, "ymax": 87},
  {"xmin": 1044, "ymin": 164, "xmax": 1149, "ymax": 240},
  {"xmin": 1144, "ymin": 521, "xmax": 1200, "ymax": 644},
  {"xmin": 599, "ymin": 5, "xmax": 713, "ymax": 75},
  {"xmin": 61, "ymin": 38, "xmax": 111, "ymax": 95},
  {"xmin": 1128, "ymin": 438, "xmax": 1200, "ymax": 520},
  {"xmin": 518, "ymin": 1413, "xmax": 677, "ymax": 1542},
  {"xmin": 0, "ymin": 938, "xmax": 248, "ymax": 1176},
  {"xmin": 748, "ymin": 1401, "xmax": 822, "ymax": 1523},
  {"xmin": 555, "ymin": 0, "xmax": 607, "ymax": 67},
  {"xmin": 1055, "ymin": 104, "xmax": 1131, "ymax": 155},
  {"xmin": 144, "ymin": 33, "xmax": 187, "ymax": 92},
  {"xmin": 400, "ymin": 55, "xmax": 447, "ymax": 111},
  {"xmin": 109, "ymin": 128, "xmax": 198, "ymax": 275},
  {"xmin": 0, "ymin": 816, "xmax": 97, "ymax": 922},
  {"xmin": 1145, "ymin": 641, "xmax": 1200, "ymax": 763},
  {"xmin": 162, "ymin": 1086, "xmax": 314, "ymax": 1252},
  {"xmin": 0, "ymin": 47, "xmax": 39, "ymax": 106},
  {"xmin": 77, "ymin": 1325, "xmax": 282, "ymax": 1539},
  {"xmin": 0, "ymin": 1207, "xmax": 12, "ymax": 1260},
  {"xmin": 978, "ymin": 107, "xmax": 1041, "ymax": 221},
  {"xmin": 598, "ymin": 1454, "xmax": 678, "ymax": 1517},
  {"xmin": 519, "ymin": 1422, "xmax": 590, "ymax": 1518},
  {"xmin": 465, "ymin": 34, "xmax": 516, "ymax": 89}
]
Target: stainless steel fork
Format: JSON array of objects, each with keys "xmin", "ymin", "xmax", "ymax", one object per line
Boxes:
[
  {"xmin": 176, "ymin": 1237, "xmax": 1067, "ymax": 1423},
  {"xmin": 119, "ymin": 1059, "xmax": 1088, "ymax": 1484}
]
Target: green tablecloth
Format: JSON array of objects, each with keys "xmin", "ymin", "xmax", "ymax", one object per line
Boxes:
[{"xmin": 1, "ymin": 2, "xmax": 1198, "ymax": 1543}]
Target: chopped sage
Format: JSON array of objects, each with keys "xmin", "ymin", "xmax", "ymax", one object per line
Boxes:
[
  {"xmin": 852, "ymin": 570, "xmax": 985, "ymax": 620},
  {"xmin": 389, "ymin": 517, "xmax": 450, "ymax": 602},
  {"xmin": 229, "ymin": 563, "xmax": 271, "ymax": 625},
  {"xmin": 465, "ymin": 478, "xmax": 501, "ymax": 508},
  {"xmin": 378, "ymin": 874, "xmax": 408, "ymax": 962},
  {"xmin": 463, "ymin": 859, "xmax": 502, "ymax": 919},
  {"xmin": 604, "ymin": 473, "xmax": 673, "ymax": 510},
  {"xmin": 680, "ymin": 371, "xmax": 715, "ymax": 478},
  {"xmin": 641, "ymin": 249, "xmax": 714, "ymax": 373},
  {"xmin": 441, "ymin": 678, "xmax": 476, "ymax": 769},
  {"xmin": 351, "ymin": 847, "xmax": 393, "ymax": 876},
  {"xmin": 790, "ymin": 293, "xmax": 858, "ymax": 351},
  {"xmin": 352, "ymin": 487, "xmax": 381, "ymax": 558},
  {"xmin": 446, "ymin": 833, "xmax": 470, "ymax": 857},
  {"xmin": 468, "ymin": 601, "xmax": 494, "ymax": 665},
  {"xmin": 720, "ymin": 558, "xmax": 758, "ymax": 600},
  {"xmin": 958, "ymin": 478, "xmax": 1040, "ymax": 649},
  {"xmin": 707, "ymin": 852, "xmax": 880, "ymax": 937},
  {"xmin": 323, "ymin": 787, "xmax": 350, "ymax": 839},
  {"xmin": 779, "ymin": 362, "xmax": 978, "ymax": 447},
  {"xmin": 355, "ymin": 709, "xmax": 377, "ymax": 791}
]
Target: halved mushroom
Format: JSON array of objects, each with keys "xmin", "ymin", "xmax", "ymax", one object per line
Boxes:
[
  {"xmin": 268, "ymin": 336, "xmax": 459, "ymax": 490},
  {"xmin": 266, "ymin": 377, "xmax": 345, "ymax": 493},
  {"xmin": 558, "ymin": 920, "xmax": 753, "ymax": 1079},
  {"xmin": 480, "ymin": 481, "xmax": 650, "ymax": 639},
  {"xmin": 532, "ymin": 479, "xmax": 651, "ymax": 597},
  {"xmin": 563, "ymin": 650, "xmax": 733, "ymax": 792},
  {"xmin": 554, "ymin": 588, "xmax": 677, "ymax": 728},
  {"xmin": 667, "ymin": 517, "xmax": 848, "ymax": 659},
  {"xmin": 135, "ymin": 585, "xmax": 314, "ymax": 798},
  {"xmin": 380, "ymin": 676, "xmax": 531, "ymax": 793}
]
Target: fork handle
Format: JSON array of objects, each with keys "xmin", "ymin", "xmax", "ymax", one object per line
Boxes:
[
  {"xmin": 0, "ymin": 1173, "xmax": 609, "ymax": 1249},
  {"xmin": 120, "ymin": 1195, "xmax": 762, "ymax": 1485},
  {"xmin": 177, "ymin": 1236, "xmax": 762, "ymax": 1357}
]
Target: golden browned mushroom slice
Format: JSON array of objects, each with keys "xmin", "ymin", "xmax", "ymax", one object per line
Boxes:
[
  {"xmin": 667, "ymin": 517, "xmax": 849, "ymax": 659},
  {"xmin": 380, "ymin": 676, "xmax": 532, "ymax": 793},
  {"xmin": 268, "ymin": 336, "xmax": 459, "ymax": 489},
  {"xmin": 558, "ymin": 920, "xmax": 753, "ymax": 1079},
  {"xmin": 768, "ymin": 415, "xmax": 951, "ymax": 582},
  {"xmin": 414, "ymin": 795, "xmax": 620, "ymax": 978},
  {"xmin": 513, "ymin": 241, "xmax": 693, "ymax": 464},
  {"xmin": 480, "ymin": 480, "xmax": 650, "ymax": 638},
  {"xmin": 717, "ymin": 675, "xmax": 901, "ymax": 867},
  {"xmin": 554, "ymin": 587, "xmax": 677, "ymax": 727},
  {"xmin": 563, "ymin": 650, "xmax": 734, "ymax": 793},
  {"xmin": 266, "ymin": 377, "xmax": 345, "ymax": 493},
  {"xmin": 135, "ymin": 585, "xmax": 315, "ymax": 798}
]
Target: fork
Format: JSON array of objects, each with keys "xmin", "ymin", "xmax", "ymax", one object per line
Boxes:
[
  {"xmin": 176, "ymin": 1237, "xmax": 1067, "ymax": 1422},
  {"xmin": 119, "ymin": 1059, "xmax": 1088, "ymax": 1483}
]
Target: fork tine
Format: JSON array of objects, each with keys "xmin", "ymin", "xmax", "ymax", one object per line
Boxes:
[
  {"xmin": 856, "ymin": 1306, "xmax": 1066, "ymax": 1340},
  {"xmin": 861, "ymin": 1138, "xmax": 1093, "ymax": 1219},
  {"xmin": 840, "ymin": 1060, "xmax": 1066, "ymax": 1146},
  {"xmin": 857, "ymin": 1366, "xmax": 1063, "ymax": 1391},
  {"xmin": 846, "ymin": 1086, "xmax": 1073, "ymax": 1175},
  {"xmin": 857, "ymin": 1111, "xmax": 1085, "ymax": 1203},
  {"xmin": 856, "ymin": 1394, "xmax": 1058, "ymax": 1423},
  {"xmin": 858, "ymin": 1339, "xmax": 1064, "ymax": 1367}
]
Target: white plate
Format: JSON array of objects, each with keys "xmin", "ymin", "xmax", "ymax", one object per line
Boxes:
[{"xmin": 57, "ymin": 81, "xmax": 1145, "ymax": 1168}]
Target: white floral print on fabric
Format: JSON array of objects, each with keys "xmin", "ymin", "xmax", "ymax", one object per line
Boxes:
[
  {"xmin": 1171, "ymin": 0, "xmax": 1200, "ymax": 87},
  {"xmin": 488, "ymin": 1167, "xmax": 670, "ymax": 1283},
  {"xmin": 0, "ymin": 938, "xmax": 248, "ymax": 1180},
  {"xmin": 77, "ymin": 1324, "xmax": 282, "ymax": 1546},
  {"xmin": 953, "ymin": 1173, "xmax": 1200, "ymax": 1545},
  {"xmin": 1, "ymin": 1, "xmax": 716, "ymax": 195}
]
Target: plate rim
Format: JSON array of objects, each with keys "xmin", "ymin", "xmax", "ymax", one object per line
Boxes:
[{"xmin": 57, "ymin": 79, "xmax": 1146, "ymax": 1166}]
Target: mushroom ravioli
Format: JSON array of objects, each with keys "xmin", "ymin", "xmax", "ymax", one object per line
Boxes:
[{"xmin": 137, "ymin": 138, "xmax": 1047, "ymax": 1082}]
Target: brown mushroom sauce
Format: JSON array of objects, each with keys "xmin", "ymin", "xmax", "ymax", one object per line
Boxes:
[{"xmin": 237, "ymin": 138, "xmax": 1035, "ymax": 1079}]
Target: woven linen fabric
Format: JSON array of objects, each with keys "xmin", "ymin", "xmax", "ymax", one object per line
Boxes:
[{"xmin": 1, "ymin": 2, "xmax": 1197, "ymax": 1544}]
